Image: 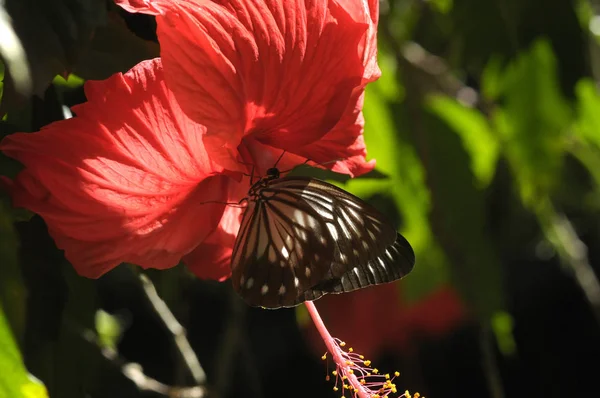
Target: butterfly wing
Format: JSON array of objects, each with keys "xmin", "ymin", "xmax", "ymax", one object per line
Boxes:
[
  {"xmin": 230, "ymin": 189, "xmax": 335, "ymax": 308},
  {"xmin": 231, "ymin": 177, "xmax": 415, "ymax": 308},
  {"xmin": 299, "ymin": 232, "xmax": 415, "ymax": 303}
]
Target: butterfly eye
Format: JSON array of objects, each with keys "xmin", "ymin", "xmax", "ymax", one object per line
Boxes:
[{"xmin": 230, "ymin": 170, "xmax": 415, "ymax": 308}]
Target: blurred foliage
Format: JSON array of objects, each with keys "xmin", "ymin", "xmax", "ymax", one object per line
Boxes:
[
  {"xmin": 0, "ymin": 304, "xmax": 47, "ymax": 398},
  {"xmin": 0, "ymin": 0, "xmax": 600, "ymax": 397}
]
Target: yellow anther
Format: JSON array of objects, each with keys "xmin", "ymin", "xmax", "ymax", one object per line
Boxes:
[
  {"xmin": 340, "ymin": 341, "xmax": 346, "ymax": 347},
  {"xmin": 332, "ymin": 370, "xmax": 338, "ymax": 376},
  {"xmin": 359, "ymin": 355, "xmax": 365, "ymax": 359},
  {"xmin": 385, "ymin": 373, "xmax": 390, "ymax": 380},
  {"xmin": 321, "ymin": 353, "xmax": 327, "ymax": 360},
  {"xmin": 364, "ymin": 360, "xmax": 371, "ymax": 366},
  {"xmin": 348, "ymin": 369, "xmax": 354, "ymax": 374},
  {"xmin": 366, "ymin": 372, "xmax": 372, "ymax": 376},
  {"xmin": 342, "ymin": 375, "xmax": 347, "ymax": 380},
  {"xmin": 405, "ymin": 390, "xmax": 412, "ymax": 398},
  {"xmin": 360, "ymin": 379, "xmax": 366, "ymax": 385},
  {"xmin": 414, "ymin": 393, "xmax": 421, "ymax": 398},
  {"xmin": 333, "ymin": 387, "xmax": 338, "ymax": 392},
  {"xmin": 391, "ymin": 387, "xmax": 397, "ymax": 393},
  {"xmin": 348, "ymin": 347, "xmax": 354, "ymax": 352},
  {"xmin": 371, "ymin": 395, "xmax": 380, "ymax": 398},
  {"xmin": 394, "ymin": 371, "xmax": 400, "ymax": 377},
  {"xmin": 373, "ymin": 368, "xmax": 379, "ymax": 374}
]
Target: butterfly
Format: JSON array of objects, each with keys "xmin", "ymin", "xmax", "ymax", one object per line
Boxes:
[{"xmin": 230, "ymin": 167, "xmax": 415, "ymax": 309}]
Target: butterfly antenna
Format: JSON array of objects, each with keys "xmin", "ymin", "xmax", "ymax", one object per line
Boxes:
[
  {"xmin": 273, "ymin": 150, "xmax": 287, "ymax": 169},
  {"xmin": 278, "ymin": 158, "xmax": 311, "ymax": 175},
  {"xmin": 249, "ymin": 164, "xmax": 256, "ymax": 185}
]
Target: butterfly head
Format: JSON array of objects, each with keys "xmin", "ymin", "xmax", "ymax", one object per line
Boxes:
[{"xmin": 265, "ymin": 167, "xmax": 281, "ymax": 180}]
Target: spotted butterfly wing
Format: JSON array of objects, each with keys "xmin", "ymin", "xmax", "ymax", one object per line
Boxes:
[{"xmin": 230, "ymin": 172, "xmax": 415, "ymax": 308}]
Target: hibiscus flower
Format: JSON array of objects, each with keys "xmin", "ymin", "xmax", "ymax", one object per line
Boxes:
[{"xmin": 0, "ymin": 0, "xmax": 380, "ymax": 281}]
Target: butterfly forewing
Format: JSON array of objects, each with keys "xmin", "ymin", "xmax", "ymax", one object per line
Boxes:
[
  {"xmin": 268, "ymin": 178, "xmax": 398, "ymax": 275},
  {"xmin": 231, "ymin": 186, "xmax": 335, "ymax": 308}
]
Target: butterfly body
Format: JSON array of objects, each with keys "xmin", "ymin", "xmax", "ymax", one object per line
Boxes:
[{"xmin": 231, "ymin": 168, "xmax": 415, "ymax": 308}]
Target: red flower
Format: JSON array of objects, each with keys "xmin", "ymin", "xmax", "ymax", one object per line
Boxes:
[
  {"xmin": 0, "ymin": 59, "xmax": 230, "ymax": 278},
  {"xmin": 1, "ymin": 0, "xmax": 381, "ymax": 281},
  {"xmin": 116, "ymin": 0, "xmax": 379, "ymax": 176}
]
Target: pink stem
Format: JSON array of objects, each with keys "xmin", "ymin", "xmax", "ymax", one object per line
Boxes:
[{"xmin": 305, "ymin": 301, "xmax": 372, "ymax": 398}]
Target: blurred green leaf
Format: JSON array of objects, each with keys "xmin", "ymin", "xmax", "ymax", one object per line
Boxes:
[
  {"xmin": 0, "ymin": 197, "xmax": 26, "ymax": 340},
  {"xmin": 95, "ymin": 310, "xmax": 123, "ymax": 351},
  {"xmin": 427, "ymin": 95, "xmax": 499, "ymax": 187},
  {"xmin": 52, "ymin": 74, "xmax": 84, "ymax": 89},
  {"xmin": 429, "ymin": 0, "xmax": 453, "ymax": 14},
  {"xmin": 575, "ymin": 78, "xmax": 600, "ymax": 148},
  {"xmin": 491, "ymin": 39, "xmax": 571, "ymax": 206},
  {"xmin": 420, "ymin": 111, "xmax": 505, "ymax": 319},
  {"xmin": 348, "ymin": 69, "xmax": 450, "ymax": 302},
  {"xmin": 571, "ymin": 79, "xmax": 600, "ymax": 205},
  {"xmin": 492, "ymin": 311, "xmax": 516, "ymax": 356},
  {"xmin": 0, "ymin": 304, "xmax": 48, "ymax": 398}
]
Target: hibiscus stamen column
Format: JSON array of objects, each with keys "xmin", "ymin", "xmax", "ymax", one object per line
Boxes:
[{"xmin": 305, "ymin": 301, "xmax": 418, "ymax": 398}]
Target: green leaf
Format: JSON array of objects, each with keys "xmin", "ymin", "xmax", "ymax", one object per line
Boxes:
[
  {"xmin": 571, "ymin": 78, "xmax": 600, "ymax": 200},
  {"xmin": 575, "ymin": 78, "xmax": 600, "ymax": 148},
  {"xmin": 429, "ymin": 0, "xmax": 453, "ymax": 14},
  {"xmin": 491, "ymin": 39, "xmax": 571, "ymax": 206},
  {"xmin": 0, "ymin": 304, "xmax": 48, "ymax": 398},
  {"xmin": 95, "ymin": 310, "xmax": 123, "ymax": 351},
  {"xmin": 420, "ymin": 111, "xmax": 505, "ymax": 319},
  {"xmin": 0, "ymin": 195, "xmax": 26, "ymax": 340},
  {"xmin": 492, "ymin": 311, "xmax": 516, "ymax": 357},
  {"xmin": 427, "ymin": 95, "xmax": 499, "ymax": 187},
  {"xmin": 344, "ymin": 72, "xmax": 450, "ymax": 303}
]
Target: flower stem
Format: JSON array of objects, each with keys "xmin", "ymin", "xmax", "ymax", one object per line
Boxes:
[{"xmin": 305, "ymin": 301, "xmax": 372, "ymax": 398}]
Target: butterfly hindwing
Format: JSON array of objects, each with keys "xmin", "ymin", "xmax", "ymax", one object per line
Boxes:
[{"xmin": 300, "ymin": 232, "xmax": 416, "ymax": 303}]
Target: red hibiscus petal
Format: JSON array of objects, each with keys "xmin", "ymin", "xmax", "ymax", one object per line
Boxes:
[
  {"xmin": 184, "ymin": 175, "xmax": 248, "ymax": 280},
  {"xmin": 116, "ymin": 0, "xmax": 380, "ymax": 170},
  {"xmin": 0, "ymin": 59, "xmax": 229, "ymax": 278}
]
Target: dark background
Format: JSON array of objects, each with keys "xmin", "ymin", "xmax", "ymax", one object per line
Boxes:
[{"xmin": 2, "ymin": 0, "xmax": 600, "ymax": 397}]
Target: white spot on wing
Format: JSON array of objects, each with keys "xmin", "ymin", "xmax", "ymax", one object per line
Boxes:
[
  {"xmin": 281, "ymin": 246, "xmax": 290, "ymax": 259},
  {"xmin": 305, "ymin": 267, "xmax": 311, "ymax": 278},
  {"xmin": 294, "ymin": 277, "xmax": 300, "ymax": 288},
  {"xmin": 278, "ymin": 284, "xmax": 286, "ymax": 295},
  {"xmin": 261, "ymin": 284, "xmax": 269, "ymax": 295},
  {"xmin": 246, "ymin": 278, "xmax": 254, "ymax": 289},
  {"xmin": 385, "ymin": 249, "xmax": 394, "ymax": 261}
]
